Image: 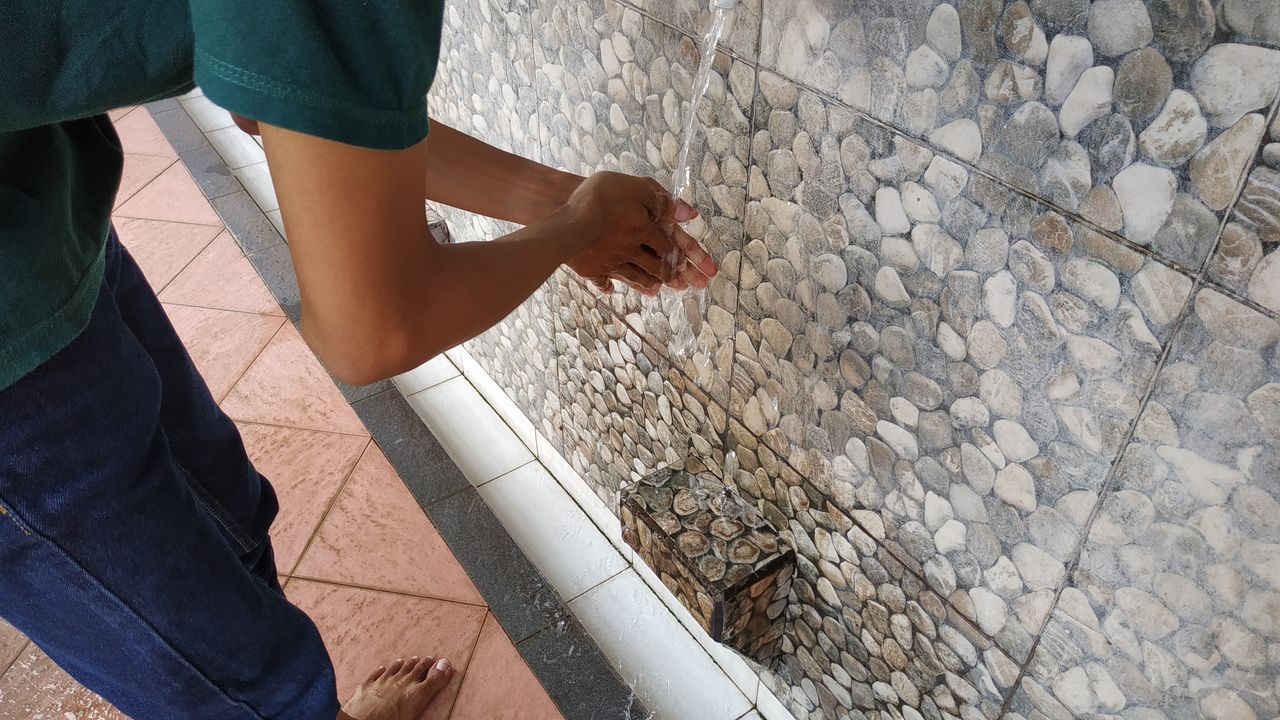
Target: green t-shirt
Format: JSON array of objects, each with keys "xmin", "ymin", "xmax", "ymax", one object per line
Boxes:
[{"xmin": 0, "ymin": 0, "xmax": 444, "ymax": 391}]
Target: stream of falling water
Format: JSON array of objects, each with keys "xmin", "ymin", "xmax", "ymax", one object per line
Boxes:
[{"xmin": 651, "ymin": 4, "xmax": 731, "ymax": 371}]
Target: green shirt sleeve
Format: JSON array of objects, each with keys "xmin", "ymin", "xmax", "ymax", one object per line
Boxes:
[{"xmin": 190, "ymin": 0, "xmax": 445, "ymax": 151}]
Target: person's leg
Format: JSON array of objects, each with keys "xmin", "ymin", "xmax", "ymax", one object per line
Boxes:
[
  {"xmin": 0, "ymin": 237, "xmax": 336, "ymax": 719},
  {"xmin": 101, "ymin": 225, "xmax": 284, "ymax": 588}
]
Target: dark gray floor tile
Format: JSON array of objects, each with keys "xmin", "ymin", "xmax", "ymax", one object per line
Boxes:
[
  {"xmin": 351, "ymin": 389, "xmax": 472, "ymax": 507},
  {"xmin": 245, "ymin": 243, "xmax": 301, "ymax": 323},
  {"xmin": 516, "ymin": 615, "xmax": 654, "ymax": 720},
  {"xmin": 178, "ymin": 145, "xmax": 241, "ymax": 200},
  {"xmin": 210, "ymin": 191, "xmax": 285, "ymax": 255},
  {"xmin": 149, "ymin": 106, "xmax": 207, "ymax": 155}
]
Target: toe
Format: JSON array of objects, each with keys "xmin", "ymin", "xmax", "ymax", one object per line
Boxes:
[
  {"xmin": 385, "ymin": 658, "xmax": 405, "ymax": 677},
  {"xmin": 400, "ymin": 657, "xmax": 421, "ymax": 677},
  {"xmin": 414, "ymin": 657, "xmax": 436, "ymax": 683},
  {"xmin": 418, "ymin": 658, "xmax": 453, "ymax": 689},
  {"xmin": 363, "ymin": 665, "xmax": 387, "ymax": 685}
]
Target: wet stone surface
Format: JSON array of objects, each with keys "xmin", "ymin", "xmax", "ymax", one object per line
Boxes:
[
  {"xmin": 759, "ymin": 0, "xmax": 1280, "ymax": 269},
  {"xmin": 1007, "ymin": 286, "xmax": 1280, "ymax": 720}
]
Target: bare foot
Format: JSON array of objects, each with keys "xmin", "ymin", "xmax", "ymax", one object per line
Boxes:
[{"xmin": 338, "ymin": 656, "xmax": 454, "ymax": 720}]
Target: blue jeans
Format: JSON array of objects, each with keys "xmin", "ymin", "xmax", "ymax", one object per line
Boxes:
[{"xmin": 0, "ymin": 230, "xmax": 339, "ymax": 719}]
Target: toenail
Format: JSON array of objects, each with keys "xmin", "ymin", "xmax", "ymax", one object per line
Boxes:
[{"xmin": 435, "ymin": 659, "xmax": 451, "ymax": 672}]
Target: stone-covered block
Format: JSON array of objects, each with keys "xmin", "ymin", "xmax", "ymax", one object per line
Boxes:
[{"xmin": 621, "ymin": 465, "xmax": 794, "ymax": 663}]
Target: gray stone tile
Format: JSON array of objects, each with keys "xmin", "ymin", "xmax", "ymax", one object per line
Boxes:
[
  {"xmin": 426, "ymin": 486, "xmax": 568, "ymax": 642},
  {"xmin": 148, "ymin": 106, "xmax": 207, "ymax": 155},
  {"xmin": 178, "ymin": 145, "xmax": 241, "ymax": 201},
  {"xmin": 628, "ymin": 0, "xmax": 762, "ymax": 61},
  {"xmin": 245, "ymin": 243, "xmax": 301, "ymax": 323},
  {"xmin": 726, "ymin": 419, "xmax": 1018, "ymax": 720},
  {"xmin": 1205, "ymin": 112, "xmax": 1280, "ymax": 316},
  {"xmin": 210, "ymin": 190, "xmax": 285, "ymax": 255},
  {"xmin": 758, "ymin": 0, "xmax": 1280, "ymax": 270},
  {"xmin": 553, "ymin": 274, "xmax": 730, "ymax": 514},
  {"xmin": 731, "ymin": 70, "xmax": 1197, "ymax": 664},
  {"xmin": 531, "ymin": 0, "xmax": 754, "ymax": 405},
  {"xmin": 432, "ymin": 0, "xmax": 540, "ymax": 161},
  {"xmin": 1008, "ymin": 288, "xmax": 1280, "ymax": 719},
  {"xmin": 515, "ymin": 615, "xmax": 654, "ymax": 720},
  {"xmin": 351, "ymin": 389, "xmax": 473, "ymax": 507}
]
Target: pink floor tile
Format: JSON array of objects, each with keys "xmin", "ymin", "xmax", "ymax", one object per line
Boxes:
[
  {"xmin": 114, "ymin": 154, "xmax": 175, "ymax": 210},
  {"xmin": 114, "ymin": 162, "xmax": 221, "ymax": 226},
  {"xmin": 160, "ymin": 231, "xmax": 283, "ymax": 315},
  {"xmin": 0, "ymin": 619, "xmax": 27, "ymax": 673},
  {"xmin": 107, "ymin": 107, "xmax": 135, "ymax": 122},
  {"xmin": 295, "ymin": 445, "xmax": 484, "ymax": 605},
  {"xmin": 0, "ymin": 646, "xmax": 126, "ymax": 720},
  {"xmin": 112, "ymin": 109, "xmax": 177, "ymax": 159},
  {"xmin": 163, "ymin": 304, "xmax": 284, "ymax": 402},
  {"xmin": 220, "ymin": 322, "xmax": 368, "ymax": 436},
  {"xmin": 451, "ymin": 614, "xmax": 565, "ymax": 720},
  {"xmin": 113, "ymin": 216, "xmax": 222, "ymax": 293},
  {"xmin": 287, "ymin": 579, "xmax": 487, "ymax": 720},
  {"xmin": 237, "ymin": 421, "xmax": 369, "ymax": 574}
]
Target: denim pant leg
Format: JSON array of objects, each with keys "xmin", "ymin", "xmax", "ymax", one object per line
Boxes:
[
  {"xmin": 103, "ymin": 228, "xmax": 284, "ymax": 584},
  {"xmin": 0, "ymin": 235, "xmax": 339, "ymax": 720}
]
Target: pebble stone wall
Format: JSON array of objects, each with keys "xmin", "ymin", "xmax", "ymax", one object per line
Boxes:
[{"xmin": 426, "ymin": 0, "xmax": 1280, "ymax": 717}]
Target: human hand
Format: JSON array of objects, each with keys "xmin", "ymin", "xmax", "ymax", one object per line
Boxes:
[{"xmin": 562, "ymin": 172, "xmax": 718, "ymax": 296}]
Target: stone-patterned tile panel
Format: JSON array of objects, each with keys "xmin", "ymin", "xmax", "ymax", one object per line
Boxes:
[
  {"xmin": 532, "ymin": 0, "xmax": 755, "ymax": 406},
  {"xmin": 432, "ymin": 0, "xmax": 540, "ymax": 160},
  {"xmin": 1206, "ymin": 111, "xmax": 1280, "ymax": 315},
  {"xmin": 732, "ymin": 70, "xmax": 1196, "ymax": 665},
  {"xmin": 759, "ymin": 0, "xmax": 1280, "ymax": 269},
  {"xmin": 626, "ymin": 0, "xmax": 763, "ymax": 60},
  {"xmin": 553, "ymin": 273, "xmax": 729, "ymax": 513},
  {"xmin": 726, "ymin": 419, "xmax": 1018, "ymax": 720},
  {"xmin": 1006, "ymin": 285, "xmax": 1280, "ymax": 720}
]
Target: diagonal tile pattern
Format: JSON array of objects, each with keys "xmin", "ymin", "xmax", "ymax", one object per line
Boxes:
[{"xmin": 0, "ymin": 108, "xmax": 569, "ymax": 720}]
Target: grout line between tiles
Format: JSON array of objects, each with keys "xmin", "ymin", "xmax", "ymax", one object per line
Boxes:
[
  {"xmin": 436, "ymin": 611, "xmax": 494, "ymax": 720},
  {"xmin": 232, "ymin": 418, "xmax": 372, "ymax": 441},
  {"xmin": 112, "ymin": 214, "xmax": 225, "ymax": 231},
  {"xmin": 211, "ymin": 316, "xmax": 288, "ymax": 406},
  {"xmin": 112, "ymin": 157, "xmax": 179, "ymax": 210},
  {"xmin": 286, "ymin": 572, "xmax": 490, "ymax": 611},
  {"xmin": 284, "ymin": 438, "xmax": 373, "ymax": 577},
  {"xmin": 158, "ymin": 299, "xmax": 284, "ymax": 319},
  {"xmin": 992, "ymin": 89, "xmax": 1280, "ymax": 720},
  {"xmin": 0, "ymin": 640, "xmax": 30, "ymax": 681}
]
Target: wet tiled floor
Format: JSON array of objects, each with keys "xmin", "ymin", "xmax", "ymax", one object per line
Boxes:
[{"xmin": 0, "ymin": 107, "xmax": 564, "ymax": 720}]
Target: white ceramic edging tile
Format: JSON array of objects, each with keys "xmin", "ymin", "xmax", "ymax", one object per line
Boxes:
[
  {"xmin": 737, "ymin": 712, "xmax": 764, "ymax": 720},
  {"xmin": 265, "ymin": 209, "xmax": 285, "ymax": 238},
  {"xmin": 754, "ymin": 682, "xmax": 797, "ymax": 720},
  {"xmin": 404, "ymin": 375, "xmax": 533, "ymax": 485},
  {"xmin": 476, "ymin": 462, "xmax": 628, "ymax": 600},
  {"xmin": 178, "ymin": 94, "xmax": 234, "ymax": 131},
  {"xmin": 393, "ymin": 354, "xmax": 460, "ymax": 396},
  {"xmin": 534, "ymin": 430, "xmax": 631, "ymax": 560},
  {"xmin": 234, "ymin": 161, "xmax": 279, "ymax": 213},
  {"xmin": 572, "ymin": 569, "xmax": 754, "ymax": 720},
  {"xmin": 206, "ymin": 125, "xmax": 267, "ymax": 169},
  {"xmin": 452, "ymin": 346, "xmax": 537, "ymax": 451},
  {"xmin": 631, "ymin": 550, "xmax": 761, "ymax": 703}
]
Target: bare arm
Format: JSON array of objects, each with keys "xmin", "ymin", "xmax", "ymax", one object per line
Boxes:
[
  {"xmin": 260, "ymin": 123, "xmax": 692, "ymax": 385},
  {"xmin": 421, "ymin": 121, "xmax": 581, "ymax": 226}
]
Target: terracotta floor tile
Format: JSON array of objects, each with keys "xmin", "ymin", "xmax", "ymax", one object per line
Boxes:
[
  {"xmin": 0, "ymin": 619, "xmax": 27, "ymax": 673},
  {"xmin": 107, "ymin": 106, "xmax": 135, "ymax": 122},
  {"xmin": 160, "ymin": 231, "xmax": 284, "ymax": 315},
  {"xmin": 114, "ymin": 154, "xmax": 174, "ymax": 210},
  {"xmin": 114, "ymin": 162, "xmax": 222, "ymax": 226},
  {"xmin": 163, "ymin": 304, "xmax": 284, "ymax": 402},
  {"xmin": 0, "ymin": 646, "xmax": 126, "ymax": 720},
  {"xmin": 113, "ymin": 217, "xmax": 222, "ymax": 292},
  {"xmin": 237, "ymin": 422, "xmax": 369, "ymax": 574},
  {"xmin": 287, "ymin": 579, "xmax": 487, "ymax": 720},
  {"xmin": 295, "ymin": 445, "xmax": 484, "ymax": 604},
  {"xmin": 112, "ymin": 108, "xmax": 177, "ymax": 159},
  {"xmin": 451, "ymin": 614, "xmax": 565, "ymax": 720},
  {"xmin": 220, "ymin": 322, "xmax": 368, "ymax": 436}
]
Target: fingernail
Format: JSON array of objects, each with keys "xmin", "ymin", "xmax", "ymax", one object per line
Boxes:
[
  {"xmin": 675, "ymin": 200, "xmax": 698, "ymax": 221},
  {"xmin": 436, "ymin": 658, "xmax": 451, "ymax": 672}
]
